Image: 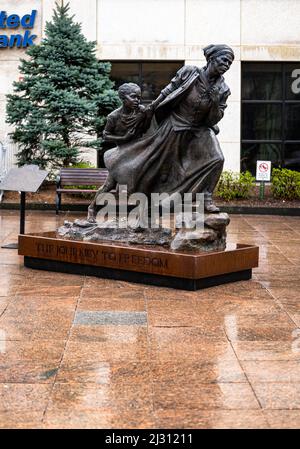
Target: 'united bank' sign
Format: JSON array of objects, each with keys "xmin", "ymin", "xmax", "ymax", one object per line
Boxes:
[{"xmin": 0, "ymin": 10, "xmax": 37, "ymax": 48}]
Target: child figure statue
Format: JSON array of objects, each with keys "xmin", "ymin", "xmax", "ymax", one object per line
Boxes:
[{"xmin": 87, "ymin": 82, "xmax": 152, "ymax": 222}]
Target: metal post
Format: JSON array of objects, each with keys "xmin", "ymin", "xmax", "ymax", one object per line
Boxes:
[
  {"xmin": 1, "ymin": 191, "xmax": 26, "ymax": 249},
  {"xmin": 0, "ymin": 140, "xmax": 6, "ymax": 202},
  {"xmin": 20, "ymin": 191, "xmax": 26, "ymax": 234},
  {"xmin": 259, "ymin": 182, "xmax": 265, "ymax": 200}
]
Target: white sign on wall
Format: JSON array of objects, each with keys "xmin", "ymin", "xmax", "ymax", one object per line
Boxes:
[{"xmin": 256, "ymin": 160, "xmax": 271, "ymax": 181}]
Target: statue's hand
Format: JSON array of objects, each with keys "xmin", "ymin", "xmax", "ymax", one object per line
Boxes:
[
  {"xmin": 145, "ymin": 103, "xmax": 154, "ymax": 112},
  {"xmin": 144, "ymin": 104, "xmax": 155, "ymax": 118},
  {"xmin": 149, "ymin": 99, "xmax": 160, "ymax": 111}
]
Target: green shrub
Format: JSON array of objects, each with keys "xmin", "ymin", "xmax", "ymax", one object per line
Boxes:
[
  {"xmin": 271, "ymin": 168, "xmax": 300, "ymax": 200},
  {"xmin": 70, "ymin": 160, "xmax": 96, "ymax": 169},
  {"xmin": 216, "ymin": 170, "xmax": 256, "ymax": 201}
]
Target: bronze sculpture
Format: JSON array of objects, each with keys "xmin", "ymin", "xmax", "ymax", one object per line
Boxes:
[
  {"xmin": 88, "ymin": 82, "xmax": 152, "ymax": 221},
  {"xmin": 88, "ymin": 44, "xmax": 234, "ymax": 221},
  {"xmin": 21, "ymin": 45, "xmax": 259, "ymax": 291}
]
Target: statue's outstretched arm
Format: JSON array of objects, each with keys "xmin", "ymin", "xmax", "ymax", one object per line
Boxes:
[{"xmin": 149, "ymin": 65, "xmax": 190, "ymax": 110}]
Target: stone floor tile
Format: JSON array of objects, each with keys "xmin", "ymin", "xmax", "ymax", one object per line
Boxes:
[
  {"xmin": 147, "ymin": 299, "xmax": 226, "ymax": 336},
  {"xmin": 153, "ymin": 382, "xmax": 260, "ymax": 411},
  {"xmin": 289, "ymin": 313, "xmax": 300, "ymax": 327},
  {"xmin": 9, "ymin": 295, "xmax": 79, "ymax": 310},
  {"xmin": 258, "ymin": 230, "xmax": 300, "ymax": 241},
  {"xmin": 0, "ymin": 264, "xmax": 28, "ymax": 276},
  {"xmin": 69, "ymin": 322, "xmax": 147, "ymax": 342},
  {"xmin": 272, "ymin": 243, "xmax": 300, "ymax": 259},
  {"xmin": 74, "ymin": 310, "xmax": 147, "ymax": 326},
  {"xmin": 0, "ymin": 307, "xmax": 75, "ymax": 340},
  {"xmin": 13, "ymin": 285, "xmax": 82, "ymax": 297},
  {"xmin": 46, "ymin": 382, "xmax": 153, "ymax": 413},
  {"xmin": 83, "ymin": 277, "xmax": 112, "ymax": 288},
  {"xmin": 43, "ymin": 409, "xmax": 155, "ymax": 429},
  {"xmin": 0, "ymin": 252, "xmax": 24, "ymax": 265},
  {"xmin": 224, "ymin": 312, "xmax": 297, "ymax": 341},
  {"xmin": 277, "ymin": 301, "xmax": 300, "ymax": 316},
  {"xmin": 0, "ymin": 340, "xmax": 65, "ymax": 383},
  {"xmin": 0, "ymin": 383, "xmax": 52, "ymax": 412},
  {"xmin": 151, "ymin": 359, "xmax": 247, "ymax": 384},
  {"xmin": 262, "ymin": 281, "xmax": 300, "ymax": 289},
  {"xmin": 266, "ymin": 287, "xmax": 300, "ymax": 301},
  {"xmin": 258, "ymin": 253, "xmax": 292, "ymax": 266},
  {"xmin": 286, "ymin": 258, "xmax": 300, "ymax": 265},
  {"xmin": 57, "ymin": 359, "xmax": 150, "ymax": 384},
  {"xmin": 78, "ymin": 296, "xmax": 146, "ymax": 312},
  {"xmin": 57, "ymin": 337, "xmax": 149, "ymax": 383},
  {"xmin": 232, "ymin": 341, "xmax": 300, "ymax": 361},
  {"xmin": 195, "ymin": 298, "xmax": 281, "ymax": 317},
  {"xmin": 62, "ymin": 329, "xmax": 147, "ymax": 361},
  {"xmin": 254, "ymin": 265, "xmax": 299, "ymax": 277},
  {"xmin": 154, "ymin": 409, "xmax": 269, "ymax": 429},
  {"xmin": 263, "ymin": 410, "xmax": 300, "ymax": 429},
  {"xmin": 241, "ymin": 360, "xmax": 300, "ymax": 383},
  {"xmin": 0, "ymin": 296, "xmax": 11, "ymax": 316},
  {"xmin": 195, "ymin": 280, "xmax": 269, "ymax": 299},
  {"xmin": 149, "ymin": 328, "xmax": 235, "ymax": 362},
  {"xmin": 0, "ymin": 411, "xmax": 44, "ymax": 429},
  {"xmin": 81, "ymin": 287, "xmax": 145, "ymax": 300},
  {"xmin": 0, "ymin": 275, "xmax": 22, "ymax": 296},
  {"xmin": 252, "ymin": 383, "xmax": 300, "ymax": 409}
]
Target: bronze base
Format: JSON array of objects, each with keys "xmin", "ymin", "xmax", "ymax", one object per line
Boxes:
[{"xmin": 18, "ymin": 232, "xmax": 259, "ymax": 291}]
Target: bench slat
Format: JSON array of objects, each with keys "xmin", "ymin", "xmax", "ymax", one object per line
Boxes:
[
  {"xmin": 61, "ymin": 177, "xmax": 106, "ymax": 181},
  {"xmin": 56, "ymin": 168, "xmax": 109, "ymax": 213},
  {"xmin": 59, "ymin": 168, "xmax": 108, "ymax": 187},
  {"xmin": 61, "ymin": 181, "xmax": 106, "ymax": 185},
  {"xmin": 60, "ymin": 169, "xmax": 108, "ymax": 173},
  {"xmin": 61, "ymin": 173, "xmax": 107, "ymax": 177},
  {"xmin": 61, "ymin": 174, "xmax": 107, "ymax": 178},
  {"xmin": 57, "ymin": 189, "xmax": 99, "ymax": 193}
]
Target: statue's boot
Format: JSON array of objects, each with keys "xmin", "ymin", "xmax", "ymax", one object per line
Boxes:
[
  {"xmin": 87, "ymin": 181, "xmax": 116, "ymax": 223},
  {"xmin": 204, "ymin": 201, "xmax": 220, "ymax": 213},
  {"xmin": 87, "ymin": 203, "xmax": 97, "ymax": 223},
  {"xmin": 203, "ymin": 191, "xmax": 220, "ymax": 213}
]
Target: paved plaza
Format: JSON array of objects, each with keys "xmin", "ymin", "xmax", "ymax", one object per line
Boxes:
[{"xmin": 0, "ymin": 210, "xmax": 300, "ymax": 429}]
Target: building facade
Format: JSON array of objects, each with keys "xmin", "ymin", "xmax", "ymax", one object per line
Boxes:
[{"xmin": 0, "ymin": 0, "xmax": 300, "ymax": 173}]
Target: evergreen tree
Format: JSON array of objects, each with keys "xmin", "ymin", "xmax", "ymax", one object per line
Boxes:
[{"xmin": 6, "ymin": 2, "xmax": 120, "ymax": 171}]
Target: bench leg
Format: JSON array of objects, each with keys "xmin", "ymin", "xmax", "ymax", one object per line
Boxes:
[{"xmin": 56, "ymin": 193, "xmax": 61, "ymax": 215}]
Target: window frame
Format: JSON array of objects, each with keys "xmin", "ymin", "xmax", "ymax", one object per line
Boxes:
[
  {"xmin": 109, "ymin": 60, "xmax": 184, "ymax": 103},
  {"xmin": 241, "ymin": 62, "xmax": 300, "ymax": 173}
]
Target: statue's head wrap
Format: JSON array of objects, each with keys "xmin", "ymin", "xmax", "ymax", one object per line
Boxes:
[{"xmin": 203, "ymin": 44, "xmax": 235, "ymax": 62}]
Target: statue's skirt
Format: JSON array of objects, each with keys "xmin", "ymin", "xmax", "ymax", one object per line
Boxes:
[{"xmin": 104, "ymin": 117, "xmax": 224, "ymax": 200}]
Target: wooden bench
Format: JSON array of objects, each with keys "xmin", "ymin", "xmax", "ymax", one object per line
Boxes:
[{"xmin": 56, "ymin": 168, "xmax": 108, "ymax": 214}]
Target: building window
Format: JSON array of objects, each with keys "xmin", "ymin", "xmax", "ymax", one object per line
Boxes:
[
  {"xmin": 241, "ymin": 62, "xmax": 300, "ymax": 174},
  {"xmin": 110, "ymin": 61, "xmax": 184, "ymax": 103}
]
